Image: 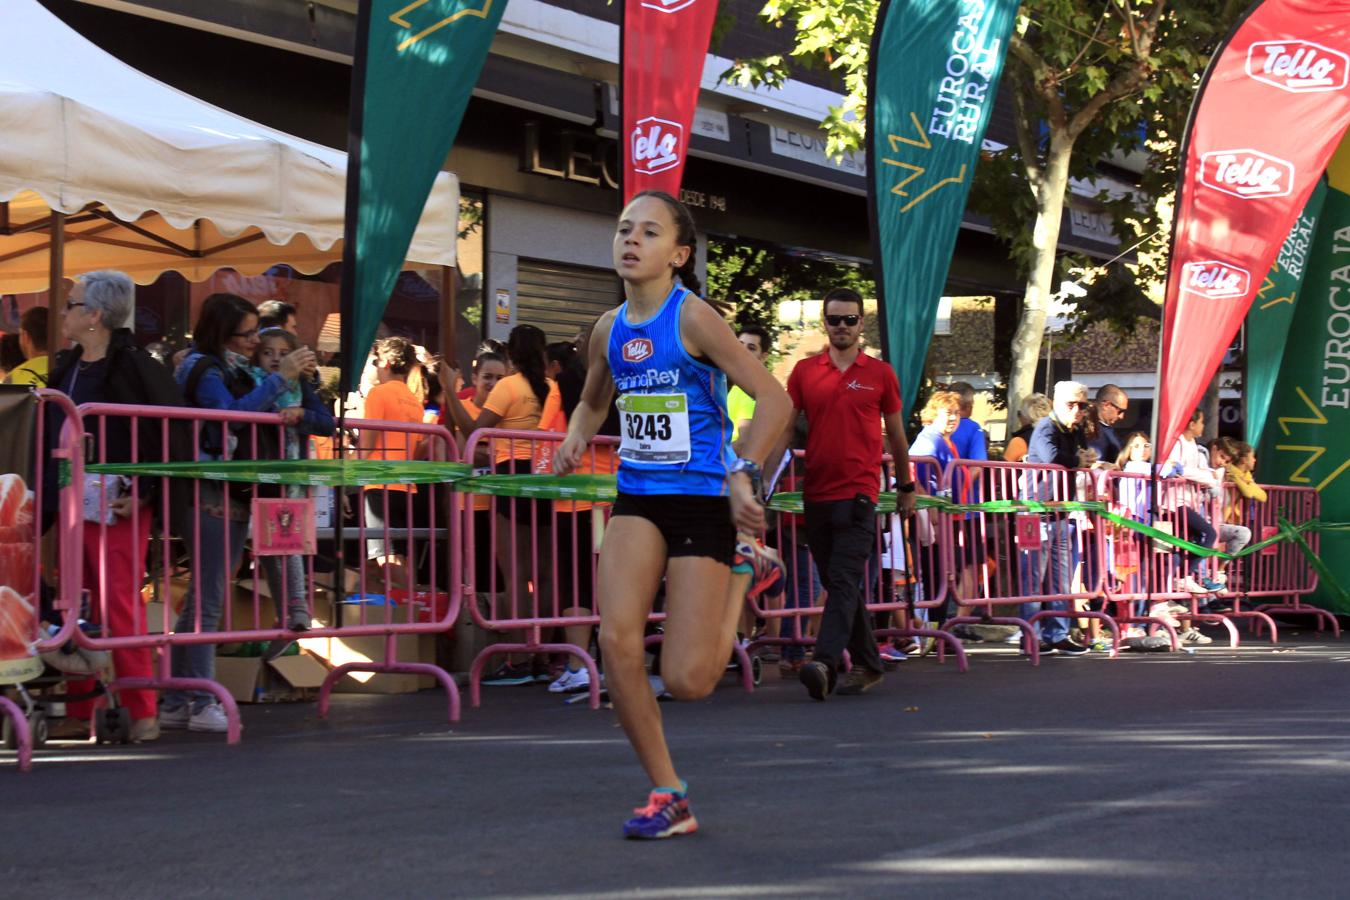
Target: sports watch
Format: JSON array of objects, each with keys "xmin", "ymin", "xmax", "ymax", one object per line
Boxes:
[
  {"xmin": 729, "ymin": 457, "xmax": 763, "ymax": 498},
  {"xmin": 897, "ymin": 481, "xmax": 916, "ymax": 494}
]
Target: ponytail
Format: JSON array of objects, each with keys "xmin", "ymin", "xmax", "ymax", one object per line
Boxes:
[
  {"xmin": 675, "ymin": 256, "xmax": 702, "ymax": 297},
  {"xmin": 507, "ymin": 324, "xmax": 550, "ymax": 407}
]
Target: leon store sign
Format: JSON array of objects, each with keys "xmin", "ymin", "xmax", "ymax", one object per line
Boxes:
[
  {"xmin": 1155, "ymin": 0, "xmax": 1350, "ymax": 460},
  {"xmin": 622, "ymin": 0, "xmax": 719, "ymax": 198}
]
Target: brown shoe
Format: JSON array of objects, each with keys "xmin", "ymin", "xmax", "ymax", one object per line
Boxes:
[
  {"xmin": 798, "ymin": 660, "xmax": 833, "ymax": 701},
  {"xmin": 836, "ymin": 667, "xmax": 884, "ymax": 696},
  {"xmin": 129, "ymin": 717, "xmax": 161, "ymax": 743}
]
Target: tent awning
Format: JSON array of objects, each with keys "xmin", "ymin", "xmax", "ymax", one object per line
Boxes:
[{"xmin": 0, "ymin": 0, "xmax": 458, "ymax": 293}]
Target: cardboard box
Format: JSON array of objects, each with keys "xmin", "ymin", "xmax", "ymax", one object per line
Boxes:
[
  {"xmin": 297, "ymin": 632, "xmax": 438, "ymax": 694},
  {"xmin": 214, "ymin": 650, "xmax": 330, "ymax": 703}
]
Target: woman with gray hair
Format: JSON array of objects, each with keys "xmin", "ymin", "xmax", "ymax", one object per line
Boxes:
[
  {"xmin": 1003, "ymin": 392, "xmax": 1053, "ymax": 462},
  {"xmin": 45, "ymin": 269, "xmax": 187, "ymax": 743}
]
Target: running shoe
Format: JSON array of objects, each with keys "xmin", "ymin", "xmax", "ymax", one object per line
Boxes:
[
  {"xmin": 1179, "ymin": 575, "xmax": 1212, "ymax": 594},
  {"xmin": 799, "ymin": 659, "xmax": 833, "ymax": 701},
  {"xmin": 1180, "ymin": 627, "xmax": 1213, "ymax": 645},
  {"xmin": 623, "ymin": 787, "xmax": 698, "ymax": 839},
  {"xmin": 1049, "ymin": 638, "xmax": 1091, "ymax": 656},
  {"xmin": 1200, "ymin": 578, "xmax": 1225, "ymax": 593},
  {"xmin": 733, "ymin": 537, "xmax": 785, "ymax": 601},
  {"xmin": 878, "ymin": 644, "xmax": 908, "ymax": 663}
]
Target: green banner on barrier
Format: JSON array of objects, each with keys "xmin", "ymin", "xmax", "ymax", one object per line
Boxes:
[{"xmin": 83, "ymin": 459, "xmax": 473, "ymax": 487}]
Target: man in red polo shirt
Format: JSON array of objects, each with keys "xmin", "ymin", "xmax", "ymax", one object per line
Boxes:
[{"xmin": 787, "ymin": 288, "xmax": 915, "ymax": 699}]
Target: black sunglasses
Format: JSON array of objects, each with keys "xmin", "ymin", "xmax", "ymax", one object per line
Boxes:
[{"xmin": 825, "ymin": 314, "xmax": 860, "ymax": 327}]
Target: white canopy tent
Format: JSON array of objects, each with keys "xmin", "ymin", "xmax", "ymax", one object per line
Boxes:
[{"xmin": 0, "ymin": 0, "xmax": 458, "ymax": 320}]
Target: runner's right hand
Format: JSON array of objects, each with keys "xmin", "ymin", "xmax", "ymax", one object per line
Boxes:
[{"xmin": 553, "ymin": 434, "xmax": 586, "ymax": 476}]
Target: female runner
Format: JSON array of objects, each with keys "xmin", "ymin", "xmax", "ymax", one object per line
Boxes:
[{"xmin": 554, "ymin": 191, "xmax": 791, "ymax": 839}]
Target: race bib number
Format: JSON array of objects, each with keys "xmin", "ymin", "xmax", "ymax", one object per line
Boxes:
[{"xmin": 618, "ymin": 394, "xmax": 690, "ymax": 464}]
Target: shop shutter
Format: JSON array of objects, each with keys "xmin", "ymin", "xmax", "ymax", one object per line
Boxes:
[{"xmin": 514, "ymin": 259, "xmax": 621, "ymax": 341}]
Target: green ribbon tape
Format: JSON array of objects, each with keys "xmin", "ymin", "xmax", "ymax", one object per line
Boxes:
[
  {"xmin": 84, "ymin": 459, "xmax": 473, "ymax": 487},
  {"xmin": 458, "ymin": 474, "xmax": 618, "ymax": 501}
]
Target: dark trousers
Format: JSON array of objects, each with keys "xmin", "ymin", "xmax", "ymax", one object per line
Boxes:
[{"xmin": 804, "ymin": 497, "xmax": 885, "ymax": 675}]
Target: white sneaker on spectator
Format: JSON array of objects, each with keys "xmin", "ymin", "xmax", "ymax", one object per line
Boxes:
[
  {"xmin": 160, "ymin": 704, "xmax": 191, "ymax": 730},
  {"xmin": 561, "ymin": 665, "xmax": 590, "ymax": 693},
  {"xmin": 548, "ymin": 668, "xmax": 580, "ymax": 694},
  {"xmin": 1180, "ymin": 628, "xmax": 1213, "ymax": 645},
  {"xmin": 1165, "ymin": 601, "xmax": 1190, "ymax": 615},
  {"xmin": 1179, "ymin": 576, "xmax": 1210, "ymax": 594},
  {"xmin": 188, "ymin": 703, "xmax": 230, "ymax": 733}
]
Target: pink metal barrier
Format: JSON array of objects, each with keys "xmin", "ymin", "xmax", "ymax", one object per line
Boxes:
[
  {"xmin": 62, "ymin": 402, "xmax": 463, "ymax": 742},
  {"xmin": 751, "ymin": 451, "xmax": 967, "ymax": 672},
  {"xmin": 461, "ymin": 427, "xmax": 762, "ymax": 708},
  {"xmin": 942, "ymin": 460, "xmax": 1117, "ymax": 660},
  {"xmin": 1237, "ymin": 484, "xmax": 1337, "ymax": 636},
  {"xmin": 2, "ymin": 389, "xmax": 84, "ymax": 772}
]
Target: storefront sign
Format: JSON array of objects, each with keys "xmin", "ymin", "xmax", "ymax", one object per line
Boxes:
[
  {"xmin": 770, "ymin": 126, "xmax": 866, "ymax": 177},
  {"xmin": 522, "ymin": 123, "xmax": 728, "ymax": 211}
]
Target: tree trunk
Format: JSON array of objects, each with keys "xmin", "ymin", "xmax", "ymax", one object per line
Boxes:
[{"xmin": 1006, "ymin": 136, "xmax": 1073, "ymax": 432}]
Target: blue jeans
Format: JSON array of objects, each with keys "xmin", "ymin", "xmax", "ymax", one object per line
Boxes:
[
  {"xmin": 782, "ymin": 542, "xmax": 821, "ymax": 661},
  {"xmin": 260, "ymin": 554, "xmax": 308, "ymax": 622},
  {"xmin": 165, "ymin": 509, "xmax": 249, "ymax": 712},
  {"xmin": 1019, "ymin": 518, "xmax": 1075, "ymax": 644}
]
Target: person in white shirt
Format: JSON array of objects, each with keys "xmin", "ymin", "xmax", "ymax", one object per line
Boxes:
[{"xmin": 1162, "ymin": 409, "xmax": 1220, "ymax": 594}]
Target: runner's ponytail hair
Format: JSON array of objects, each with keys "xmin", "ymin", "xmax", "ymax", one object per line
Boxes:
[
  {"xmin": 630, "ymin": 190, "xmax": 702, "ymax": 297},
  {"xmin": 507, "ymin": 323, "xmax": 550, "ymax": 406}
]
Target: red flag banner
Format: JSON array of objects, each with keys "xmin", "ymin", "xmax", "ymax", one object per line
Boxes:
[
  {"xmin": 1158, "ymin": 0, "xmax": 1350, "ymax": 457},
  {"xmin": 621, "ymin": 0, "xmax": 718, "ymax": 200}
]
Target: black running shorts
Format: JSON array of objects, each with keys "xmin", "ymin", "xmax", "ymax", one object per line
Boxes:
[{"xmin": 611, "ymin": 492, "xmax": 736, "ymax": 566}]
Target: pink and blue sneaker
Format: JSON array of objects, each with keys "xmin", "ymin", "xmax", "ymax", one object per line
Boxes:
[
  {"xmin": 733, "ymin": 538, "xmax": 784, "ymax": 602},
  {"xmin": 623, "ymin": 782, "xmax": 698, "ymax": 840}
]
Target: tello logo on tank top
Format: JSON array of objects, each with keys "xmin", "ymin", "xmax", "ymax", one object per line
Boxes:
[
  {"xmin": 1181, "ymin": 260, "xmax": 1250, "ymax": 300},
  {"xmin": 1247, "ymin": 41, "xmax": 1349, "ymax": 93},
  {"xmin": 1199, "ymin": 149, "xmax": 1293, "ymax": 200},
  {"xmin": 641, "ymin": 0, "xmax": 698, "ymax": 11},
  {"xmin": 622, "ymin": 338, "xmax": 654, "ymax": 363},
  {"xmin": 632, "ymin": 117, "xmax": 683, "ymax": 175}
]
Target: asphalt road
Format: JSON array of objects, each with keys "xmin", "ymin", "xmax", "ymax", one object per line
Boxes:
[{"xmin": 5, "ymin": 627, "xmax": 1350, "ymax": 898}]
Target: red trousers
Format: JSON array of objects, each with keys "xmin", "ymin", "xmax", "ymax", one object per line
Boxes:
[{"xmin": 69, "ymin": 513, "xmax": 156, "ymax": 721}]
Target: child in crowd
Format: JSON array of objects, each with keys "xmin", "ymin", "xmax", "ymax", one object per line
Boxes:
[
  {"xmin": 1208, "ymin": 436, "xmax": 1265, "ymax": 605},
  {"xmin": 253, "ymin": 327, "xmax": 336, "ymax": 630}
]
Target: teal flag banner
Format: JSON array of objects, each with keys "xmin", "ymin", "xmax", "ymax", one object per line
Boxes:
[
  {"xmin": 867, "ymin": 0, "xmax": 1019, "ymax": 415},
  {"xmin": 1245, "ymin": 179, "xmax": 1327, "ymax": 447},
  {"xmin": 1258, "ymin": 159, "xmax": 1350, "ymax": 615},
  {"xmin": 339, "ymin": 0, "xmax": 507, "ymax": 391}
]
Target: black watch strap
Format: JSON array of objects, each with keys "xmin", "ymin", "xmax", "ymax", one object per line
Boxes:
[{"xmin": 897, "ymin": 481, "xmax": 916, "ymax": 494}]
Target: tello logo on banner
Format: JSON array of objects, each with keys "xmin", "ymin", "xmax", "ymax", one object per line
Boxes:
[
  {"xmin": 1181, "ymin": 260, "xmax": 1251, "ymax": 300},
  {"xmin": 631, "ymin": 117, "xmax": 684, "ymax": 175},
  {"xmin": 1199, "ymin": 149, "xmax": 1294, "ymax": 200},
  {"xmin": 622, "ymin": 338, "xmax": 654, "ymax": 363},
  {"xmin": 1247, "ymin": 41, "xmax": 1349, "ymax": 93},
  {"xmin": 640, "ymin": 0, "xmax": 698, "ymax": 11}
]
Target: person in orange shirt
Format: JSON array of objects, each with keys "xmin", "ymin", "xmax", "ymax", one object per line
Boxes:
[
  {"xmin": 455, "ymin": 349, "xmax": 508, "ymax": 590},
  {"xmin": 443, "ymin": 324, "xmax": 560, "ymax": 684},
  {"xmin": 359, "ymin": 337, "xmax": 426, "ymax": 601}
]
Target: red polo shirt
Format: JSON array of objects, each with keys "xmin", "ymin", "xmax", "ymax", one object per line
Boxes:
[{"xmin": 787, "ymin": 350, "xmax": 901, "ymax": 502}]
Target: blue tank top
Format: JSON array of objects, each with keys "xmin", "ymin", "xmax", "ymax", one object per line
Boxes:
[{"xmin": 607, "ymin": 285, "xmax": 732, "ymax": 496}]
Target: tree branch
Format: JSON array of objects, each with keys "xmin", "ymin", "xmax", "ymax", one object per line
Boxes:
[
  {"xmin": 1009, "ymin": 33, "xmax": 1068, "ymax": 133},
  {"xmin": 1066, "ymin": 1, "xmax": 1169, "ymax": 140}
]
